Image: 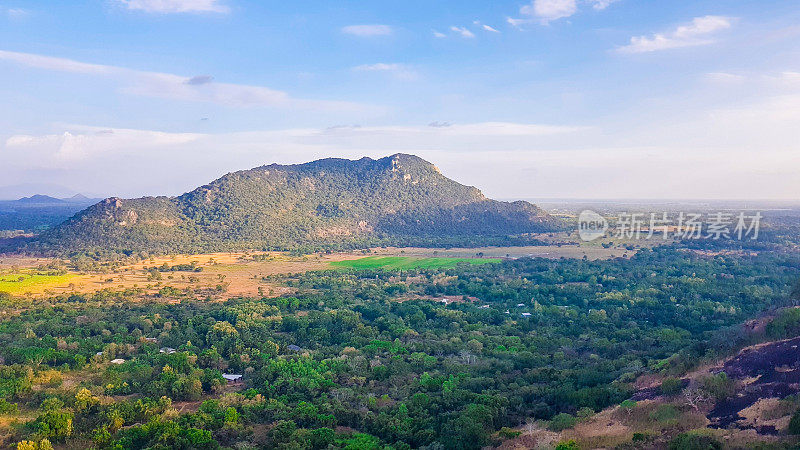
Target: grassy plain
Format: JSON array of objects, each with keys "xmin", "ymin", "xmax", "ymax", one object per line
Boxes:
[{"xmin": 0, "ymin": 236, "xmax": 634, "ymax": 298}]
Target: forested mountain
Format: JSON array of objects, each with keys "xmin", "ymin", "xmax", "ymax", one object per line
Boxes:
[{"xmin": 26, "ymin": 154, "xmax": 557, "ymax": 255}]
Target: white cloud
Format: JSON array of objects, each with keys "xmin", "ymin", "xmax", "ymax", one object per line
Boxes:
[
  {"xmin": 5, "ymin": 126, "xmax": 201, "ymax": 162},
  {"xmin": 450, "ymin": 26, "xmax": 475, "ymax": 38},
  {"xmin": 0, "ymin": 121, "xmax": 587, "ymax": 196},
  {"xmin": 433, "ymin": 30, "xmax": 447, "ymax": 38},
  {"xmin": 0, "ymin": 49, "xmax": 371, "ymax": 112},
  {"xmin": 473, "ymin": 21, "xmax": 500, "ymax": 33},
  {"xmin": 588, "ymin": 0, "xmax": 619, "ymax": 10},
  {"xmin": 314, "ymin": 122, "xmax": 586, "ymax": 138},
  {"xmin": 341, "ymin": 24, "xmax": 392, "ymax": 37},
  {"xmin": 0, "ymin": 50, "xmax": 113, "ymax": 75},
  {"xmin": 704, "ymin": 72, "xmax": 746, "ymax": 84},
  {"xmin": 778, "ymin": 71, "xmax": 800, "ymax": 84},
  {"xmin": 507, "ymin": 17, "xmax": 528, "ymax": 28},
  {"xmin": 118, "ymin": 0, "xmax": 228, "ymax": 14},
  {"xmin": 617, "ymin": 15, "xmax": 733, "ymax": 54},
  {"xmin": 352, "ymin": 63, "xmax": 419, "ymax": 81},
  {"xmin": 5, "ymin": 8, "xmax": 28, "ymax": 18},
  {"xmin": 508, "ymin": 0, "xmax": 617, "ymax": 27},
  {"xmin": 5, "ymin": 98, "xmax": 800, "ymax": 200},
  {"xmin": 525, "ymin": 0, "xmax": 577, "ymax": 24}
]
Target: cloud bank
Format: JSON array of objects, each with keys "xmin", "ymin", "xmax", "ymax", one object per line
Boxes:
[
  {"xmin": 617, "ymin": 16, "xmax": 733, "ymax": 53},
  {"xmin": 118, "ymin": 0, "xmax": 229, "ymax": 14},
  {"xmin": 341, "ymin": 25, "xmax": 393, "ymax": 37},
  {"xmin": 0, "ymin": 50, "xmax": 369, "ymax": 111}
]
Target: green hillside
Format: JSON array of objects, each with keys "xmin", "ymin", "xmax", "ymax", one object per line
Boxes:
[{"xmin": 23, "ymin": 154, "xmax": 559, "ymax": 256}]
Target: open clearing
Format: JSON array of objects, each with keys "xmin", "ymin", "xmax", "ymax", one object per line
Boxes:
[{"xmin": 0, "ymin": 242, "xmax": 631, "ymax": 298}]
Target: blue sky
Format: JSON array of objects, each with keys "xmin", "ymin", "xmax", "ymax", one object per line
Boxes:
[{"xmin": 1, "ymin": 0, "xmax": 799, "ymax": 199}]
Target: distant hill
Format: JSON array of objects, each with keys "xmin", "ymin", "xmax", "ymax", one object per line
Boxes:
[
  {"xmin": 64, "ymin": 193, "xmax": 93, "ymax": 203},
  {"xmin": 21, "ymin": 154, "xmax": 559, "ymax": 255},
  {"xmin": 0, "ymin": 182, "xmax": 80, "ymax": 200},
  {"xmin": 0, "ymin": 194, "xmax": 100, "ymax": 232},
  {"xmin": 14, "ymin": 194, "xmax": 67, "ymax": 205}
]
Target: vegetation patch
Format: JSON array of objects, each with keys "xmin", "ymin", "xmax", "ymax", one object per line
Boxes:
[
  {"xmin": 0, "ymin": 271, "xmax": 76, "ymax": 295},
  {"xmin": 329, "ymin": 255, "xmax": 500, "ymax": 270}
]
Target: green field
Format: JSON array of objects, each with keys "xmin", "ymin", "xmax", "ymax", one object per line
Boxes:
[
  {"xmin": 329, "ymin": 256, "xmax": 501, "ymax": 270},
  {"xmin": 0, "ymin": 271, "xmax": 77, "ymax": 295}
]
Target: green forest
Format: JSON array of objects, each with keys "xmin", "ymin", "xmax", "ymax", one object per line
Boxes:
[{"xmin": 1, "ymin": 241, "xmax": 799, "ymax": 449}]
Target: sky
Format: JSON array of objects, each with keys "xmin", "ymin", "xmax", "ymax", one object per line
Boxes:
[{"xmin": 0, "ymin": 0, "xmax": 799, "ymax": 200}]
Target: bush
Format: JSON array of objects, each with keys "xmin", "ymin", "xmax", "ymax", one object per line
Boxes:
[
  {"xmin": 788, "ymin": 409, "xmax": 800, "ymax": 434},
  {"xmin": 699, "ymin": 373, "xmax": 735, "ymax": 401},
  {"xmin": 555, "ymin": 440, "xmax": 580, "ymax": 450},
  {"xmin": 632, "ymin": 432, "xmax": 656, "ymax": 443},
  {"xmin": 576, "ymin": 407, "xmax": 594, "ymax": 420},
  {"xmin": 0, "ymin": 399, "xmax": 19, "ymax": 414},
  {"xmin": 660, "ymin": 377, "xmax": 684, "ymax": 396},
  {"xmin": 649, "ymin": 404, "xmax": 679, "ymax": 425},
  {"xmin": 548, "ymin": 413, "xmax": 577, "ymax": 432},
  {"xmin": 668, "ymin": 432, "xmax": 722, "ymax": 450},
  {"xmin": 497, "ymin": 427, "xmax": 521, "ymax": 439}
]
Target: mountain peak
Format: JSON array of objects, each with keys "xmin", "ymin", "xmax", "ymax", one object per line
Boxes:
[{"xmin": 27, "ymin": 154, "xmax": 556, "ymax": 255}]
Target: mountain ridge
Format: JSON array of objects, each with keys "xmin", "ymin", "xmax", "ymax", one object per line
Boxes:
[{"xmin": 21, "ymin": 154, "xmax": 559, "ymax": 255}]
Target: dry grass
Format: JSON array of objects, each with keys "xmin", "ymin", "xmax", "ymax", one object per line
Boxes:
[{"xmin": 0, "ymin": 241, "xmax": 632, "ymax": 299}]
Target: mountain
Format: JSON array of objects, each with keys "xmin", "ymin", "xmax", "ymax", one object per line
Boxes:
[
  {"xmin": 0, "ymin": 194, "xmax": 102, "ymax": 233},
  {"xmin": 14, "ymin": 194, "xmax": 66, "ymax": 205},
  {"xmin": 0, "ymin": 183, "xmax": 79, "ymax": 200},
  {"xmin": 23, "ymin": 154, "xmax": 558, "ymax": 255},
  {"xmin": 64, "ymin": 193, "xmax": 94, "ymax": 203}
]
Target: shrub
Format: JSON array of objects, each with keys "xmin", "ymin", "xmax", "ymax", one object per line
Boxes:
[
  {"xmin": 668, "ymin": 432, "xmax": 722, "ymax": 450},
  {"xmin": 498, "ymin": 427, "xmax": 521, "ymax": 439},
  {"xmin": 649, "ymin": 404, "xmax": 679, "ymax": 425},
  {"xmin": 548, "ymin": 413, "xmax": 577, "ymax": 432},
  {"xmin": 788, "ymin": 409, "xmax": 800, "ymax": 434},
  {"xmin": 660, "ymin": 377, "xmax": 684, "ymax": 396},
  {"xmin": 699, "ymin": 373, "xmax": 735, "ymax": 401},
  {"xmin": 555, "ymin": 440, "xmax": 580, "ymax": 450},
  {"xmin": 0, "ymin": 399, "xmax": 19, "ymax": 414}
]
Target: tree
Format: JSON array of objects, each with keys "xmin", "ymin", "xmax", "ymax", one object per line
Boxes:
[
  {"xmin": 310, "ymin": 427, "xmax": 335, "ymax": 449},
  {"xmin": 32, "ymin": 409, "xmax": 74, "ymax": 441},
  {"xmin": 788, "ymin": 409, "xmax": 800, "ymax": 434}
]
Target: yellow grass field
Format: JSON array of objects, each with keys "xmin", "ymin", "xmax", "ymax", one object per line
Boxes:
[{"xmin": 0, "ymin": 271, "xmax": 78, "ymax": 295}]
